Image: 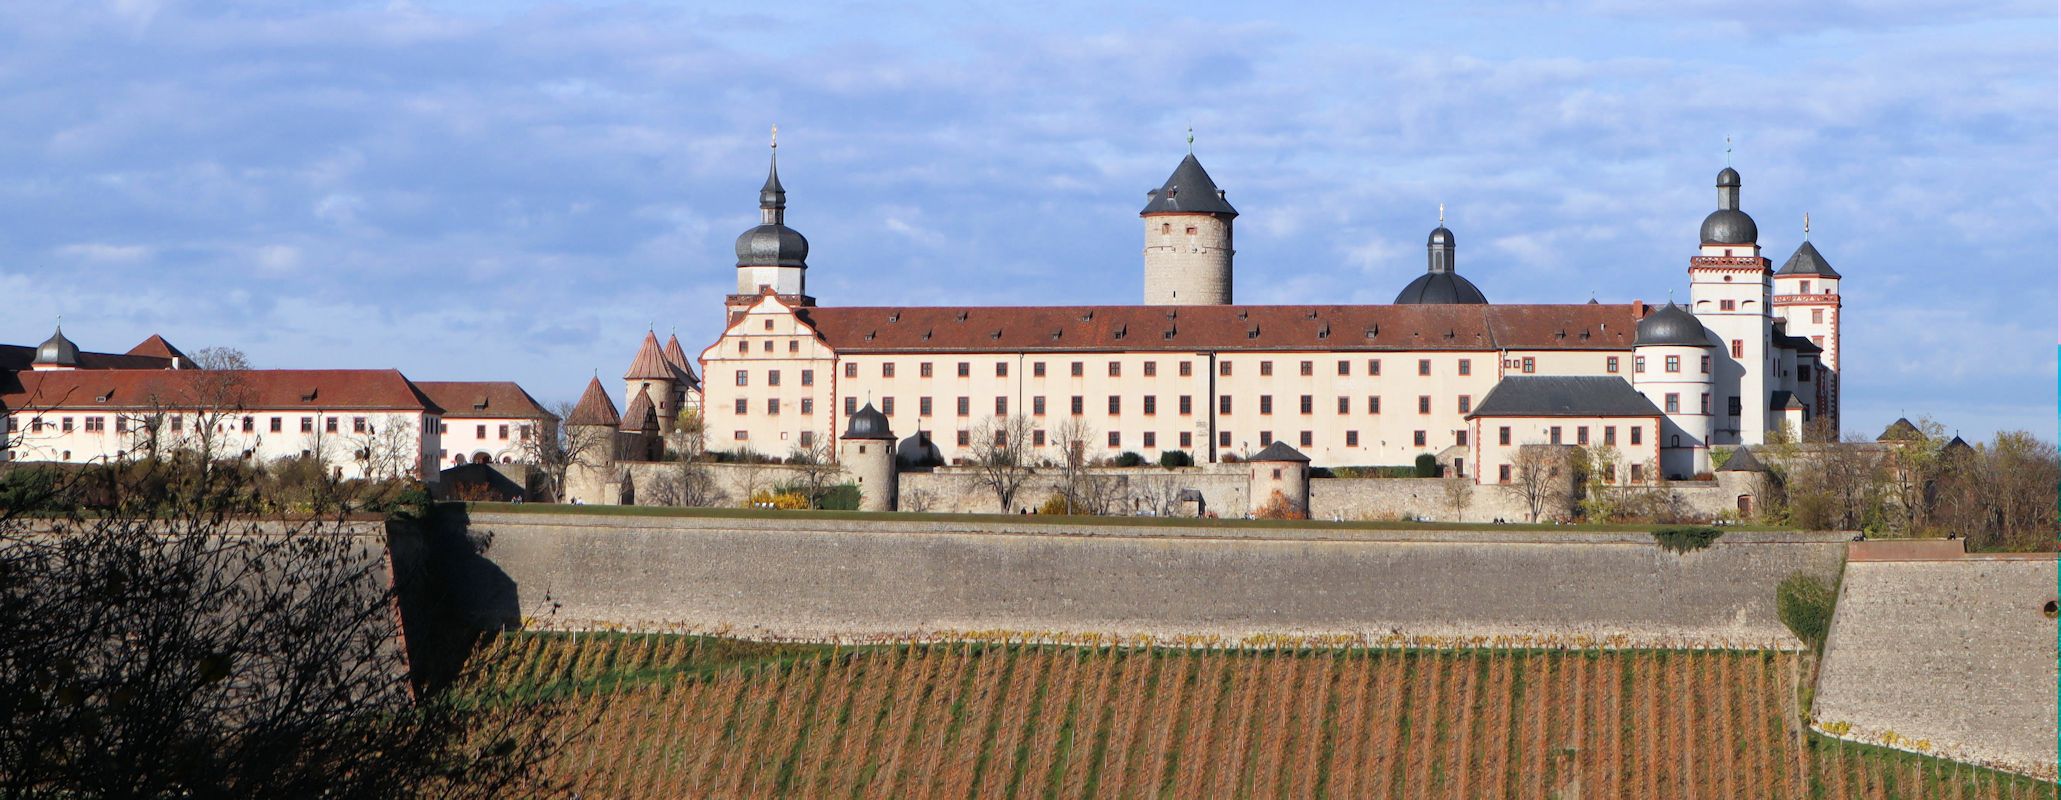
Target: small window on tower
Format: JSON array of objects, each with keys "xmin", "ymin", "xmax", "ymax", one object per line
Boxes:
[
  {"xmin": 1185, "ymin": 226, "xmax": 1197, "ymax": 235},
  {"xmin": 1161, "ymin": 223, "xmax": 1171, "ymax": 234}
]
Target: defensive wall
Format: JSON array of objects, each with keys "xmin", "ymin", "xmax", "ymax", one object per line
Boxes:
[
  {"xmin": 409, "ymin": 508, "xmax": 1846, "ymax": 650},
  {"xmin": 1812, "ymin": 543, "xmax": 2058, "ymax": 779},
  {"xmin": 617, "ymin": 460, "xmax": 1754, "ymax": 522}
]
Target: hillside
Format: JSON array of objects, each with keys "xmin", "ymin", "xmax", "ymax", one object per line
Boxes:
[{"xmin": 466, "ymin": 633, "xmax": 2051, "ymax": 799}]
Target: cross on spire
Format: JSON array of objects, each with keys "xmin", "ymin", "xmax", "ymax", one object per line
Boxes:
[{"xmin": 1725, "ymin": 135, "xmax": 1733, "ymax": 166}]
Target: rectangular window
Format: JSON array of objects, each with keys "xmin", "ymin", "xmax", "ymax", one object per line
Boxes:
[
  {"xmin": 1418, "ymin": 396, "xmax": 1431, "ymax": 414},
  {"xmin": 918, "ymin": 397, "xmax": 931, "ymax": 416},
  {"xmin": 1499, "ymin": 464, "xmax": 1512, "ymax": 483},
  {"xmin": 1179, "ymin": 431, "xmax": 1192, "ymax": 448},
  {"xmin": 1107, "ymin": 431, "xmax": 1121, "ymax": 448},
  {"xmin": 1071, "ymin": 361, "xmax": 1085, "ymax": 377},
  {"xmin": 1458, "ymin": 359, "xmax": 1471, "ymax": 376},
  {"xmin": 1219, "ymin": 361, "xmax": 1232, "ymax": 377},
  {"xmin": 957, "ymin": 430, "xmax": 970, "ymax": 446},
  {"xmin": 1799, "ymin": 364, "xmax": 1813, "ymax": 382},
  {"xmin": 957, "ymin": 362, "xmax": 970, "ymax": 377},
  {"xmin": 1299, "ymin": 430, "xmax": 1313, "ymax": 447},
  {"xmin": 1455, "ymin": 430, "xmax": 1468, "ymax": 446},
  {"xmin": 1577, "ymin": 426, "xmax": 1589, "ymax": 445},
  {"xmin": 1413, "ymin": 430, "xmax": 1426, "ymax": 447},
  {"xmin": 1299, "ymin": 361, "xmax": 1313, "ymax": 377},
  {"xmin": 1635, "ymin": 356, "xmax": 1647, "ymax": 373},
  {"xmin": 1701, "ymin": 355, "xmax": 1713, "ymax": 374},
  {"xmin": 1720, "ymin": 299, "xmax": 1736, "ymax": 311},
  {"xmin": 1604, "ymin": 426, "xmax": 1616, "ymax": 445},
  {"xmin": 1345, "ymin": 430, "xmax": 1359, "ymax": 447},
  {"xmin": 1034, "ymin": 430, "xmax": 1047, "ymax": 446},
  {"xmin": 1498, "ymin": 426, "xmax": 1511, "ymax": 445},
  {"xmin": 921, "ymin": 362, "xmax": 934, "ymax": 378},
  {"xmin": 1143, "ymin": 432, "xmax": 1157, "ymax": 448},
  {"xmin": 84, "ymin": 417, "xmax": 104, "ymax": 433},
  {"xmin": 1368, "ymin": 359, "xmax": 1381, "ymax": 376},
  {"xmin": 996, "ymin": 362, "xmax": 1008, "ymax": 377},
  {"xmin": 353, "ymin": 417, "xmax": 367, "ymax": 433},
  {"xmin": 1457, "ymin": 395, "xmax": 1471, "ymax": 413},
  {"xmin": 767, "ymin": 399, "xmax": 780, "ymax": 415},
  {"xmin": 1218, "ymin": 431, "xmax": 1231, "ymax": 448},
  {"xmin": 957, "ymin": 397, "xmax": 970, "ymax": 416},
  {"xmin": 1143, "ymin": 396, "xmax": 1157, "ymax": 415},
  {"xmin": 1260, "ymin": 361, "xmax": 1273, "ymax": 377},
  {"xmin": 1299, "ymin": 395, "xmax": 1313, "ymax": 414},
  {"xmin": 846, "ymin": 363, "xmax": 859, "ymax": 378},
  {"xmin": 325, "ymin": 418, "xmax": 337, "ymax": 434},
  {"xmin": 1337, "ymin": 360, "xmax": 1350, "ymax": 376},
  {"xmin": 847, "ymin": 396, "xmax": 859, "ymax": 415},
  {"xmin": 1665, "ymin": 393, "xmax": 1681, "ymax": 413},
  {"xmin": 1071, "ymin": 396, "xmax": 1085, "ymax": 415},
  {"xmin": 1108, "ymin": 362, "xmax": 1121, "ymax": 377},
  {"xmin": 1179, "ymin": 395, "xmax": 1192, "ymax": 415},
  {"xmin": 1179, "ymin": 361, "xmax": 1193, "ymax": 377},
  {"xmin": 800, "ymin": 431, "xmax": 814, "ymax": 448},
  {"xmin": 1259, "ymin": 396, "xmax": 1273, "ymax": 415},
  {"xmin": 1034, "ymin": 362, "xmax": 1046, "ymax": 378},
  {"xmin": 1418, "ymin": 359, "xmax": 1431, "ymax": 376},
  {"xmin": 882, "ymin": 397, "xmax": 895, "ymax": 415},
  {"xmin": 1033, "ymin": 396, "xmax": 1047, "ymax": 415},
  {"xmin": 302, "ymin": 417, "xmax": 314, "ymax": 433},
  {"xmin": 1811, "ymin": 308, "xmax": 1824, "ymax": 324},
  {"xmin": 1607, "ymin": 356, "xmax": 1620, "ymax": 373},
  {"xmin": 1631, "ymin": 426, "xmax": 1643, "ymax": 445},
  {"xmin": 801, "ymin": 369, "xmax": 814, "ymax": 386},
  {"xmin": 498, "ymin": 424, "xmax": 510, "ymax": 439},
  {"xmin": 1631, "ymin": 463, "xmax": 1645, "ymax": 482},
  {"xmin": 768, "ymin": 369, "xmax": 781, "ymax": 386},
  {"xmin": 1107, "ymin": 395, "xmax": 1121, "ymax": 414},
  {"xmin": 735, "ymin": 370, "xmax": 748, "ymax": 386},
  {"xmin": 788, "ymin": 340, "xmax": 798, "ymax": 353},
  {"xmin": 1666, "ymin": 355, "xmax": 1681, "ymax": 373},
  {"xmin": 1368, "ymin": 396, "xmax": 1381, "ymax": 414},
  {"xmin": 1801, "ymin": 280, "xmax": 1813, "ymax": 294},
  {"xmin": 802, "ymin": 398, "xmax": 815, "ymax": 414},
  {"xmin": 1700, "ymin": 393, "xmax": 1711, "ymax": 414},
  {"xmin": 1259, "ymin": 431, "xmax": 1273, "ymax": 445},
  {"xmin": 1337, "ymin": 396, "xmax": 1350, "ymax": 414},
  {"xmin": 737, "ymin": 341, "xmax": 747, "ymax": 355},
  {"xmin": 1521, "ymin": 357, "xmax": 1535, "ymax": 374},
  {"xmin": 477, "ymin": 424, "xmax": 487, "ymax": 438},
  {"xmin": 1144, "ymin": 361, "xmax": 1157, "ymax": 377},
  {"xmin": 1731, "ymin": 339, "xmax": 1744, "ymax": 359},
  {"xmin": 1219, "ymin": 396, "xmax": 1232, "ymax": 414},
  {"xmin": 735, "ymin": 430, "xmax": 748, "ymax": 441},
  {"xmin": 736, "ymin": 398, "xmax": 749, "ymax": 414},
  {"xmin": 269, "ymin": 417, "xmax": 282, "ymax": 433},
  {"xmin": 882, "ymin": 363, "xmax": 894, "ymax": 378},
  {"xmin": 1728, "ymin": 396, "xmax": 1742, "ymax": 417},
  {"xmin": 1549, "ymin": 426, "xmax": 1563, "ymax": 445},
  {"xmin": 995, "ymin": 397, "xmax": 1007, "ymax": 416}
]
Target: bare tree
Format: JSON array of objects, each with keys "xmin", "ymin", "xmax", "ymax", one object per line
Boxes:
[
  {"xmin": 968, "ymin": 414, "xmax": 1037, "ymax": 513},
  {"xmin": 785, "ymin": 436, "xmax": 841, "ymax": 507},
  {"xmin": 349, "ymin": 417, "xmax": 421, "ymax": 483},
  {"xmin": 190, "ymin": 346, "xmax": 253, "ymax": 371},
  {"xmin": 1573, "ymin": 444, "xmax": 1624, "ymax": 522},
  {"xmin": 899, "ymin": 487, "xmax": 937, "ymax": 513},
  {"xmin": 1880, "ymin": 417, "xmax": 1947, "ymax": 534},
  {"xmin": 1050, "ymin": 416, "xmax": 1105, "ymax": 514},
  {"xmin": 521, "ymin": 404, "xmax": 603, "ymax": 503},
  {"xmin": 1501, "ymin": 445, "xmax": 1565, "ymax": 523},
  {"xmin": 1441, "ymin": 475, "xmax": 1474, "ymax": 521}
]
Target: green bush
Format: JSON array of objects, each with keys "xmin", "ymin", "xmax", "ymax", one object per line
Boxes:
[
  {"xmin": 1651, "ymin": 526, "xmax": 1722, "ymax": 553},
  {"xmin": 0, "ymin": 467, "xmax": 62, "ymax": 513},
  {"xmin": 1777, "ymin": 573, "xmax": 1837, "ymax": 648},
  {"xmin": 819, "ymin": 483, "xmax": 861, "ymax": 511},
  {"xmin": 1113, "ymin": 451, "xmax": 1147, "ymax": 468},
  {"xmin": 1157, "ymin": 450, "xmax": 1194, "ymax": 468},
  {"xmin": 1412, "ymin": 453, "xmax": 1440, "ymax": 478}
]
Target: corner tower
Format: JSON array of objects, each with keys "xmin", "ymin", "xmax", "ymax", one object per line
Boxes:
[
  {"xmin": 1141, "ymin": 149, "xmax": 1236, "ymax": 305},
  {"xmin": 731, "ymin": 129, "xmax": 811, "ymax": 315},
  {"xmin": 1772, "ymin": 215, "xmax": 1842, "ymax": 435}
]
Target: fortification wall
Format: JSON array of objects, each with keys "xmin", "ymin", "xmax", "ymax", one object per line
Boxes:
[
  {"xmin": 1813, "ymin": 552, "xmax": 2058, "ymax": 778},
  {"xmin": 430, "ymin": 510, "xmax": 1846, "ymax": 650}
]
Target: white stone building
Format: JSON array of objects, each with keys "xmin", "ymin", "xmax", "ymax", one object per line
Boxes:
[
  {"xmin": 604, "ymin": 143, "xmax": 1844, "ymax": 487},
  {"xmin": 415, "ymin": 381, "xmax": 557, "ymax": 467}
]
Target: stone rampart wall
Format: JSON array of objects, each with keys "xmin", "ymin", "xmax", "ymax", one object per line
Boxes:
[{"xmin": 427, "ymin": 510, "xmax": 1847, "ymax": 650}]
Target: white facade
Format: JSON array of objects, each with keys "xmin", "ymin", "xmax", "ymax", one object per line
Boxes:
[{"xmin": 6, "ymin": 406, "xmax": 439, "ymax": 482}]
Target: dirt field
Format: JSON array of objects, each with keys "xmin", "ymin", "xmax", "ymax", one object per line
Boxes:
[{"xmin": 474, "ymin": 633, "xmax": 2054, "ymax": 799}]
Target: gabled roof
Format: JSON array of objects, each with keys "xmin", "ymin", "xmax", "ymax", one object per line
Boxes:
[
  {"xmin": 623, "ymin": 331, "xmax": 674, "ymax": 381},
  {"xmin": 1769, "ymin": 390, "xmax": 1804, "ymax": 410},
  {"xmin": 662, "ymin": 334, "xmax": 699, "ymax": 385},
  {"xmin": 1878, "ymin": 417, "xmax": 1924, "ymax": 442},
  {"xmin": 1719, "ymin": 446, "xmax": 1768, "ymax": 472},
  {"xmin": 414, "ymin": 381, "xmax": 555, "ymax": 420},
  {"xmin": 1140, "ymin": 154, "xmax": 1238, "ymax": 217},
  {"xmin": 0, "ymin": 345, "xmax": 172, "ymax": 372},
  {"xmin": 1248, "ymin": 441, "xmax": 1310, "ymax": 463},
  {"xmin": 1, "ymin": 369, "xmax": 443, "ymax": 413},
  {"xmin": 791, "ymin": 303, "xmax": 1641, "ymax": 354},
  {"xmin": 125, "ymin": 334, "xmax": 189, "ymax": 363},
  {"xmin": 1778, "ymin": 240, "xmax": 1841, "ymax": 278},
  {"xmin": 565, "ymin": 377, "xmax": 621, "ymax": 427},
  {"xmin": 1468, "ymin": 376, "xmax": 1662, "ymax": 419},
  {"xmin": 1776, "ymin": 334, "xmax": 1823, "ymax": 354},
  {"xmin": 619, "ymin": 386, "xmax": 659, "ymax": 433}
]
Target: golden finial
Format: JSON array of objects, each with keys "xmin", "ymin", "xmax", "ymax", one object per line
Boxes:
[{"xmin": 770, "ymin": 123, "xmax": 778, "ymax": 150}]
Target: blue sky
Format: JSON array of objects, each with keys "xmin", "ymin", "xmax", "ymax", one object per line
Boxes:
[{"xmin": 3, "ymin": 1, "xmax": 2053, "ymax": 439}]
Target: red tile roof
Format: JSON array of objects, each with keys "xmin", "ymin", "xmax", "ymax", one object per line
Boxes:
[
  {"xmin": 619, "ymin": 386, "xmax": 658, "ymax": 433},
  {"xmin": 1, "ymin": 369, "xmax": 442, "ymax": 414},
  {"xmin": 623, "ymin": 331, "xmax": 673, "ymax": 380},
  {"xmin": 414, "ymin": 381, "xmax": 555, "ymax": 420},
  {"xmin": 566, "ymin": 377, "xmax": 620, "ymax": 427},
  {"xmin": 662, "ymin": 334, "xmax": 699, "ymax": 384},
  {"xmin": 0, "ymin": 345, "xmax": 172, "ymax": 372},
  {"xmin": 125, "ymin": 334, "xmax": 190, "ymax": 363},
  {"xmin": 790, "ymin": 303, "xmax": 1643, "ymax": 354}
]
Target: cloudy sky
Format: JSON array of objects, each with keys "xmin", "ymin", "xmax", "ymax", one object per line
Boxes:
[{"xmin": 3, "ymin": 1, "xmax": 2053, "ymax": 439}]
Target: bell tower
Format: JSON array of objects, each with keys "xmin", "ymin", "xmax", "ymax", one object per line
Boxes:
[{"xmin": 730, "ymin": 126, "xmax": 812, "ymax": 316}]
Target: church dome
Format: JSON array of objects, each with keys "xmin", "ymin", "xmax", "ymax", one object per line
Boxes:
[
  {"xmin": 1393, "ymin": 272, "xmax": 1488, "ymax": 304},
  {"xmin": 1699, "ymin": 209, "xmax": 1758, "ymax": 245},
  {"xmin": 34, "ymin": 324, "xmax": 79, "ymax": 367},
  {"xmin": 841, "ymin": 402, "xmax": 895, "ymax": 440},
  {"xmin": 735, "ymin": 224, "xmax": 809, "ymax": 268},
  {"xmin": 1635, "ymin": 302, "xmax": 1713, "ymax": 347}
]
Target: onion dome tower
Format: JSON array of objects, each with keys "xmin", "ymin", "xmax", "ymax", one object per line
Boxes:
[
  {"xmin": 31, "ymin": 323, "xmax": 79, "ymax": 370},
  {"xmin": 840, "ymin": 402, "xmax": 897, "ymax": 511},
  {"xmin": 732, "ymin": 126, "xmax": 811, "ymax": 311},
  {"xmin": 1393, "ymin": 212, "xmax": 1488, "ymax": 305},
  {"xmin": 1632, "ymin": 301, "xmax": 1716, "ymax": 478},
  {"xmin": 1140, "ymin": 137, "xmax": 1237, "ymax": 306}
]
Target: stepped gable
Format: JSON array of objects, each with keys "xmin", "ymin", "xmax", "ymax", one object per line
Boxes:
[
  {"xmin": 620, "ymin": 386, "xmax": 659, "ymax": 432},
  {"xmin": 795, "ymin": 303, "xmax": 1639, "ymax": 354},
  {"xmin": 1, "ymin": 369, "xmax": 442, "ymax": 412},
  {"xmin": 1468, "ymin": 375, "xmax": 1661, "ymax": 418},
  {"xmin": 623, "ymin": 331, "xmax": 673, "ymax": 381},
  {"xmin": 415, "ymin": 381, "xmax": 554, "ymax": 420},
  {"xmin": 566, "ymin": 377, "xmax": 621, "ymax": 427},
  {"xmin": 125, "ymin": 334, "xmax": 190, "ymax": 363},
  {"xmin": 661, "ymin": 334, "xmax": 699, "ymax": 384}
]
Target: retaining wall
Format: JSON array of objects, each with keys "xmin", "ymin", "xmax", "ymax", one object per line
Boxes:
[{"xmin": 425, "ymin": 510, "xmax": 1847, "ymax": 650}]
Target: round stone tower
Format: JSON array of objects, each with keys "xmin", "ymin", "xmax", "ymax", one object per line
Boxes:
[
  {"xmin": 1245, "ymin": 441, "xmax": 1311, "ymax": 518},
  {"xmin": 839, "ymin": 402, "xmax": 897, "ymax": 512},
  {"xmin": 1141, "ymin": 151, "xmax": 1237, "ymax": 305}
]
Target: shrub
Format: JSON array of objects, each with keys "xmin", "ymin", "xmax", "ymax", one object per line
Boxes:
[
  {"xmin": 1037, "ymin": 494, "xmax": 1087, "ymax": 515},
  {"xmin": 818, "ymin": 483, "xmax": 861, "ymax": 511},
  {"xmin": 1158, "ymin": 450, "xmax": 1194, "ymax": 468},
  {"xmin": 1113, "ymin": 451, "xmax": 1147, "ymax": 468},
  {"xmin": 747, "ymin": 489, "xmax": 810, "ymax": 510},
  {"xmin": 1412, "ymin": 453, "xmax": 1440, "ymax": 478},
  {"xmin": 1777, "ymin": 572, "xmax": 1837, "ymax": 648},
  {"xmin": 1254, "ymin": 489, "xmax": 1306, "ymax": 520},
  {"xmin": 1652, "ymin": 525, "xmax": 1722, "ymax": 553}
]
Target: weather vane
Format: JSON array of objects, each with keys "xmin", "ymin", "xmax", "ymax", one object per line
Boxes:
[
  {"xmin": 1186, "ymin": 125, "xmax": 1194, "ymax": 154},
  {"xmin": 1438, "ymin": 203, "xmax": 1445, "ymax": 226},
  {"xmin": 1725, "ymin": 135, "xmax": 1733, "ymax": 166},
  {"xmin": 1803, "ymin": 212, "xmax": 1811, "ymax": 239},
  {"xmin": 770, "ymin": 123, "xmax": 778, "ymax": 150}
]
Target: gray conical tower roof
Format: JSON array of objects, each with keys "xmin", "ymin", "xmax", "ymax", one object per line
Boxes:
[
  {"xmin": 1778, "ymin": 240, "xmax": 1841, "ymax": 278},
  {"xmin": 1140, "ymin": 154, "xmax": 1238, "ymax": 217},
  {"xmin": 1719, "ymin": 446, "xmax": 1768, "ymax": 472}
]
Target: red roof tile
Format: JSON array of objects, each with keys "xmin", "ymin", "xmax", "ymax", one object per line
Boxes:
[
  {"xmin": 1, "ymin": 369, "xmax": 442, "ymax": 414},
  {"xmin": 619, "ymin": 386, "xmax": 658, "ymax": 433},
  {"xmin": 414, "ymin": 381, "xmax": 555, "ymax": 420},
  {"xmin": 790, "ymin": 303, "xmax": 1641, "ymax": 354},
  {"xmin": 125, "ymin": 334, "xmax": 190, "ymax": 363},
  {"xmin": 565, "ymin": 377, "xmax": 620, "ymax": 427},
  {"xmin": 623, "ymin": 331, "xmax": 673, "ymax": 380},
  {"xmin": 662, "ymin": 334, "xmax": 699, "ymax": 384}
]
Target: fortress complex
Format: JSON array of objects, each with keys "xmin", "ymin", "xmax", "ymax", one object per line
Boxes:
[{"xmin": 610, "ymin": 140, "xmax": 1844, "ymax": 483}]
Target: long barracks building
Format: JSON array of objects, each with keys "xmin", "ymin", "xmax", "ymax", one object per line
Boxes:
[{"xmin": 620, "ymin": 142, "xmax": 1844, "ymax": 482}]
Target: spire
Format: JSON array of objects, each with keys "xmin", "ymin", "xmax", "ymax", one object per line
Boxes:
[
  {"xmin": 759, "ymin": 124, "xmax": 786, "ymax": 224},
  {"xmin": 662, "ymin": 333, "xmax": 699, "ymax": 384},
  {"xmin": 1140, "ymin": 153, "xmax": 1238, "ymax": 217},
  {"xmin": 1803, "ymin": 212, "xmax": 1810, "ymax": 240},
  {"xmin": 566, "ymin": 377, "xmax": 622, "ymax": 427},
  {"xmin": 624, "ymin": 330, "xmax": 673, "ymax": 381},
  {"xmin": 1186, "ymin": 125, "xmax": 1194, "ymax": 154},
  {"xmin": 1724, "ymin": 135, "xmax": 1732, "ymax": 167}
]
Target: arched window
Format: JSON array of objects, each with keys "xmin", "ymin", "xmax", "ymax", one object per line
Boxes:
[{"xmin": 1670, "ymin": 434, "xmax": 1681, "ymax": 447}]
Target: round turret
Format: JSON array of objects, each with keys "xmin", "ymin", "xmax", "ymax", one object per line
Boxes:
[
  {"xmin": 32, "ymin": 324, "xmax": 79, "ymax": 369},
  {"xmin": 839, "ymin": 402, "xmax": 897, "ymax": 511},
  {"xmin": 1634, "ymin": 302, "xmax": 1713, "ymax": 347}
]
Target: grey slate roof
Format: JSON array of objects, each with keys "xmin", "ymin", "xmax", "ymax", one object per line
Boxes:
[
  {"xmin": 1777, "ymin": 333, "xmax": 1823, "ymax": 354},
  {"xmin": 1393, "ymin": 272, "xmax": 1489, "ymax": 305},
  {"xmin": 1140, "ymin": 154, "xmax": 1238, "ymax": 217},
  {"xmin": 1634, "ymin": 302, "xmax": 1712, "ymax": 347},
  {"xmin": 33, "ymin": 325, "xmax": 79, "ymax": 367},
  {"xmin": 1769, "ymin": 390, "xmax": 1803, "ymax": 410},
  {"xmin": 1468, "ymin": 376, "xmax": 1662, "ymax": 418},
  {"xmin": 895, "ymin": 430, "xmax": 944, "ymax": 470},
  {"xmin": 1778, "ymin": 240, "xmax": 1841, "ymax": 278},
  {"xmin": 1700, "ymin": 208, "xmax": 1758, "ymax": 245},
  {"xmin": 1719, "ymin": 446, "xmax": 1768, "ymax": 472},
  {"xmin": 1247, "ymin": 441, "xmax": 1310, "ymax": 463},
  {"xmin": 842, "ymin": 402, "xmax": 894, "ymax": 440}
]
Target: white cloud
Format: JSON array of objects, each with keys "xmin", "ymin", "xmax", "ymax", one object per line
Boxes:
[{"xmin": 54, "ymin": 243, "xmax": 153, "ymax": 263}]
